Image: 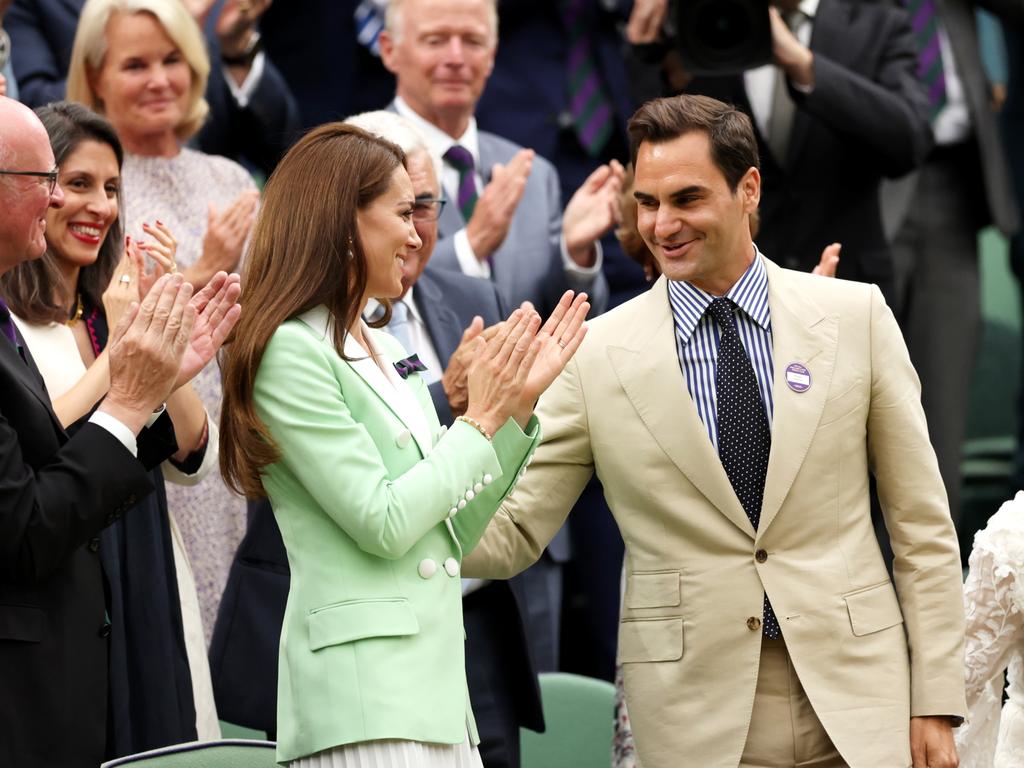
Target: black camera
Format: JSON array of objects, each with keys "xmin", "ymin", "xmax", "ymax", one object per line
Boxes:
[{"xmin": 673, "ymin": 0, "xmax": 772, "ymax": 76}]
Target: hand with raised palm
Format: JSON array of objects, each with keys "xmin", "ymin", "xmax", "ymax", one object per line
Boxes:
[
  {"xmin": 174, "ymin": 271, "xmax": 242, "ymax": 389},
  {"xmin": 511, "ymin": 291, "xmax": 590, "ymax": 425}
]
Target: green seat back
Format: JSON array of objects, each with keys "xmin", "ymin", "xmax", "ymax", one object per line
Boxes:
[
  {"xmin": 100, "ymin": 739, "xmax": 277, "ymax": 768},
  {"xmin": 521, "ymin": 672, "xmax": 615, "ymax": 768}
]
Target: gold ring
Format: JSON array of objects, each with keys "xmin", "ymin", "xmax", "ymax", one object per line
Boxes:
[
  {"xmin": 557, "ymin": 340, "xmax": 567, "ymax": 349},
  {"xmin": 119, "ymin": 274, "xmax": 131, "ymax": 284}
]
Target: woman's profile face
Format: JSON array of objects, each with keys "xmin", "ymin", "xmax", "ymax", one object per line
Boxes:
[
  {"xmin": 90, "ymin": 12, "xmax": 191, "ymax": 145},
  {"xmin": 356, "ymin": 166, "xmax": 423, "ymax": 301},
  {"xmin": 46, "ymin": 139, "xmax": 120, "ymax": 270}
]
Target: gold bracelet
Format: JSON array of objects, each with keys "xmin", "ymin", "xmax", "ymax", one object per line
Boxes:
[{"xmin": 457, "ymin": 415, "xmax": 492, "ymax": 442}]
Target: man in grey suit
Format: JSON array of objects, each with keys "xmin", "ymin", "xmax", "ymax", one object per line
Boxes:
[
  {"xmin": 891, "ymin": 0, "xmax": 1024, "ymax": 530},
  {"xmin": 378, "ymin": 0, "xmax": 620, "ymax": 317}
]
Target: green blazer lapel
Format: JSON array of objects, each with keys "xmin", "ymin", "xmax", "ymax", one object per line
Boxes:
[
  {"xmin": 607, "ymin": 278, "xmax": 755, "ymax": 539},
  {"xmin": 759, "ymin": 261, "xmax": 838, "ymax": 534},
  {"xmin": 296, "ymin": 307, "xmax": 434, "ymax": 457}
]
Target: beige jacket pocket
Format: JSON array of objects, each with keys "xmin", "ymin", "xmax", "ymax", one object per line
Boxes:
[
  {"xmin": 619, "ymin": 617, "xmax": 683, "ymax": 663},
  {"xmin": 843, "ymin": 581, "xmax": 904, "ymax": 637},
  {"xmin": 308, "ymin": 597, "xmax": 420, "ymax": 650},
  {"xmin": 625, "ymin": 570, "xmax": 681, "ymax": 609}
]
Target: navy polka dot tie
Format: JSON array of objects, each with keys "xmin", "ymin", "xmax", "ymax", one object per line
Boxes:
[{"xmin": 708, "ymin": 298, "xmax": 780, "ymax": 639}]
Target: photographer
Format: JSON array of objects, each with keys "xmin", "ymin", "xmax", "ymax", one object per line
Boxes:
[{"xmin": 627, "ymin": 0, "xmax": 932, "ymax": 306}]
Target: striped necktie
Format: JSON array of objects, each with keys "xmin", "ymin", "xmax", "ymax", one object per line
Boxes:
[
  {"xmin": 709, "ymin": 298, "xmax": 780, "ymax": 640},
  {"xmin": 902, "ymin": 0, "xmax": 948, "ymax": 119},
  {"xmin": 562, "ymin": 0, "xmax": 614, "ymax": 157},
  {"xmin": 443, "ymin": 144, "xmax": 480, "ymax": 222}
]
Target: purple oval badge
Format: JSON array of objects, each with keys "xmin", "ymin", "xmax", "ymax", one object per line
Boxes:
[{"xmin": 785, "ymin": 362, "xmax": 811, "ymax": 393}]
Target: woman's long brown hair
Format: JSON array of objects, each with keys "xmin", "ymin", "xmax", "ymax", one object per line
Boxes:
[{"xmin": 220, "ymin": 123, "xmax": 405, "ymax": 499}]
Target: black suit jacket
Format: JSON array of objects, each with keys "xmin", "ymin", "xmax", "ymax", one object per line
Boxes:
[
  {"xmin": 0, "ymin": 338, "xmax": 174, "ymax": 767},
  {"xmin": 687, "ymin": 0, "xmax": 932, "ymax": 291},
  {"xmin": 6, "ymin": 0, "xmax": 301, "ymax": 174},
  {"xmin": 210, "ymin": 267, "xmax": 545, "ymax": 743}
]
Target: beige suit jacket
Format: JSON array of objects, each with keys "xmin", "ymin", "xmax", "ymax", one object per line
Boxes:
[{"xmin": 463, "ymin": 260, "xmax": 966, "ymax": 768}]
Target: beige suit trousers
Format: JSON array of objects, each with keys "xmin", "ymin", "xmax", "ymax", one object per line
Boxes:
[{"xmin": 741, "ymin": 639, "xmax": 846, "ymax": 768}]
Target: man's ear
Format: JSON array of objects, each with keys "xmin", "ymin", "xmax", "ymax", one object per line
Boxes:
[
  {"xmin": 740, "ymin": 166, "xmax": 761, "ymax": 214},
  {"xmin": 379, "ymin": 30, "xmax": 398, "ymax": 74}
]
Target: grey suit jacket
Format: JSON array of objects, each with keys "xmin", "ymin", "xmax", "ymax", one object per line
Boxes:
[
  {"xmin": 427, "ymin": 125, "xmax": 610, "ymax": 316},
  {"xmin": 940, "ymin": 0, "xmax": 1024, "ymax": 234}
]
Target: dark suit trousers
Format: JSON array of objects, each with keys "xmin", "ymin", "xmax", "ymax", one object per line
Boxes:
[{"xmin": 892, "ymin": 140, "xmax": 988, "ymax": 529}]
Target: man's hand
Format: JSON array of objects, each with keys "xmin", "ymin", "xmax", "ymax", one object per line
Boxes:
[
  {"xmin": 175, "ymin": 271, "xmax": 242, "ymax": 389},
  {"xmin": 442, "ymin": 316, "xmax": 487, "ymax": 418},
  {"xmin": 626, "ymin": 0, "xmax": 668, "ymax": 44},
  {"xmin": 769, "ymin": 6, "xmax": 814, "ymax": 89},
  {"xmin": 465, "ymin": 149, "xmax": 533, "ymax": 263},
  {"xmin": 812, "ymin": 242, "xmax": 840, "ymax": 278},
  {"xmin": 101, "ymin": 275, "xmax": 196, "ymax": 435},
  {"xmin": 563, "ymin": 160, "xmax": 625, "ymax": 267},
  {"xmin": 910, "ymin": 716, "xmax": 959, "ymax": 768}
]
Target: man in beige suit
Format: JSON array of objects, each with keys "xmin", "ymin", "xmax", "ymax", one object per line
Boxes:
[{"xmin": 463, "ymin": 95, "xmax": 966, "ymax": 768}]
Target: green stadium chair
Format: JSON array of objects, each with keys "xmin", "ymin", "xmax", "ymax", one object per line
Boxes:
[
  {"xmin": 100, "ymin": 739, "xmax": 277, "ymax": 767},
  {"xmin": 521, "ymin": 672, "xmax": 615, "ymax": 768}
]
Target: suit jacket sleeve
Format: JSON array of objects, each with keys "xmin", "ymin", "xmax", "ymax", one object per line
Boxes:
[
  {"xmin": 795, "ymin": 9, "xmax": 933, "ymax": 176},
  {"xmin": 5, "ymin": 0, "xmax": 68, "ymax": 108},
  {"xmin": 254, "ymin": 323, "xmax": 538, "ymax": 561},
  {"xmin": 866, "ymin": 285, "xmax": 967, "ymax": 719},
  {"xmin": 0, "ymin": 420, "xmax": 154, "ymax": 585},
  {"xmin": 463, "ymin": 355, "xmax": 595, "ymax": 578}
]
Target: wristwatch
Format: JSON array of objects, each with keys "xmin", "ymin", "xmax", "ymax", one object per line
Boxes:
[{"xmin": 221, "ymin": 30, "xmax": 262, "ymax": 67}]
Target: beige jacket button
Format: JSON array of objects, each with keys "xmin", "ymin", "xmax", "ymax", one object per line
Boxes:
[
  {"xmin": 418, "ymin": 558, "xmax": 437, "ymax": 579},
  {"xmin": 396, "ymin": 429, "xmax": 412, "ymax": 448},
  {"xmin": 755, "ymin": 549, "xmax": 768, "ymax": 563},
  {"xmin": 747, "ymin": 616, "xmax": 761, "ymax": 631},
  {"xmin": 443, "ymin": 557, "xmax": 460, "ymax": 577}
]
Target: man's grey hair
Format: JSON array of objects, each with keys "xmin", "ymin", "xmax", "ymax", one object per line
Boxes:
[
  {"xmin": 384, "ymin": 0, "xmax": 498, "ymax": 45},
  {"xmin": 344, "ymin": 110, "xmax": 443, "ymax": 187}
]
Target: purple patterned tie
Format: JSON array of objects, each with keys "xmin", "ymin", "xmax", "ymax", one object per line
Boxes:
[
  {"xmin": 0, "ymin": 299, "xmax": 19, "ymax": 349},
  {"xmin": 902, "ymin": 0, "xmax": 948, "ymax": 119},
  {"xmin": 562, "ymin": 0, "xmax": 613, "ymax": 157},
  {"xmin": 443, "ymin": 144, "xmax": 480, "ymax": 222}
]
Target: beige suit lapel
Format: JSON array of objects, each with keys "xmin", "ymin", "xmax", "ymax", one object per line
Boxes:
[
  {"xmin": 608, "ymin": 278, "xmax": 755, "ymax": 538},
  {"xmin": 758, "ymin": 261, "xmax": 838, "ymax": 534}
]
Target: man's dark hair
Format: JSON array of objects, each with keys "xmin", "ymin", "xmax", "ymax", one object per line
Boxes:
[{"xmin": 628, "ymin": 95, "xmax": 760, "ymax": 191}]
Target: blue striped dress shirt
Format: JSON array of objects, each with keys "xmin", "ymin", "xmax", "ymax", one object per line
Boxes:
[{"xmin": 667, "ymin": 251, "xmax": 774, "ymax": 450}]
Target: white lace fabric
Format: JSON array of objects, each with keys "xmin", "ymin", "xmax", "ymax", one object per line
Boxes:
[{"xmin": 958, "ymin": 491, "xmax": 1024, "ymax": 767}]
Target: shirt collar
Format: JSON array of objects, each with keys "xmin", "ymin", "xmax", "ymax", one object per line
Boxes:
[
  {"xmin": 364, "ymin": 288, "xmax": 424, "ymax": 325},
  {"xmin": 394, "ymin": 96, "xmax": 481, "ymax": 170},
  {"xmin": 667, "ymin": 247, "xmax": 771, "ymax": 345},
  {"xmin": 798, "ymin": 0, "xmax": 818, "ymax": 20}
]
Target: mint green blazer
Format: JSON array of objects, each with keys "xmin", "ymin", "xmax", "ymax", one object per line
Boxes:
[{"xmin": 252, "ymin": 306, "xmax": 539, "ymax": 763}]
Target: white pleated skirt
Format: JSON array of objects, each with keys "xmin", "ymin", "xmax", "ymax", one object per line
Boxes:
[{"xmin": 288, "ymin": 730, "xmax": 483, "ymax": 768}]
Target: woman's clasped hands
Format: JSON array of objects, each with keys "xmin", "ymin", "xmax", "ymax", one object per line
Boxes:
[{"xmin": 463, "ymin": 290, "xmax": 590, "ymax": 437}]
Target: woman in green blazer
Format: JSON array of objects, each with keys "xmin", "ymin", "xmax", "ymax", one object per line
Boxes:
[{"xmin": 220, "ymin": 123, "xmax": 589, "ymax": 767}]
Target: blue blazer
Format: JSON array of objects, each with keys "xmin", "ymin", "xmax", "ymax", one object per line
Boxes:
[{"xmin": 6, "ymin": 0, "xmax": 301, "ymax": 173}]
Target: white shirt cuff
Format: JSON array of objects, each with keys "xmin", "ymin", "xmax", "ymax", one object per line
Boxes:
[
  {"xmin": 791, "ymin": 78, "xmax": 814, "ymax": 95},
  {"xmin": 89, "ymin": 410, "xmax": 139, "ymax": 457},
  {"xmin": 222, "ymin": 50, "xmax": 266, "ymax": 109},
  {"xmin": 454, "ymin": 228, "xmax": 491, "ymax": 279},
  {"xmin": 560, "ymin": 234, "xmax": 604, "ymax": 277}
]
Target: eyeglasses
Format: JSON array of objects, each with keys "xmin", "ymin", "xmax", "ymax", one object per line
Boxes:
[
  {"xmin": 412, "ymin": 197, "xmax": 447, "ymax": 222},
  {"xmin": 0, "ymin": 167, "xmax": 60, "ymax": 196}
]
